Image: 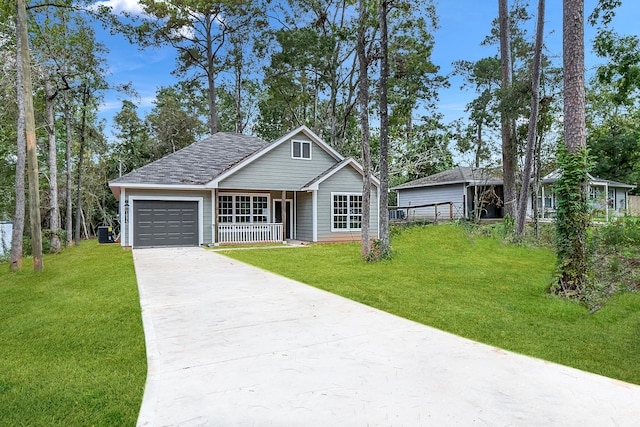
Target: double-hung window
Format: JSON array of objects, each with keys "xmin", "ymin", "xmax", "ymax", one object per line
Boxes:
[
  {"xmin": 218, "ymin": 194, "xmax": 269, "ymax": 223},
  {"xmin": 292, "ymin": 140, "xmax": 311, "ymax": 160},
  {"xmin": 331, "ymin": 193, "xmax": 363, "ymax": 231}
]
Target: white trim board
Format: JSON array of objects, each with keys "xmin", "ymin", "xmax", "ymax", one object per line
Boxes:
[{"xmin": 127, "ymin": 195, "xmax": 204, "ymax": 247}]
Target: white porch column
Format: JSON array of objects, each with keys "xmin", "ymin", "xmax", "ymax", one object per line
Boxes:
[
  {"xmin": 120, "ymin": 187, "xmax": 126, "ymax": 247},
  {"xmin": 312, "ymin": 190, "xmax": 318, "ymax": 242},
  {"xmin": 212, "ymin": 189, "xmax": 218, "ymax": 246},
  {"xmin": 541, "ymin": 186, "xmax": 545, "ymax": 219},
  {"xmin": 605, "ymin": 183, "xmax": 609, "ymax": 222},
  {"xmin": 127, "ymin": 195, "xmax": 133, "ymax": 247},
  {"xmin": 463, "ymin": 185, "xmax": 467, "ymax": 219},
  {"xmin": 281, "ymin": 190, "xmax": 287, "ymax": 242}
]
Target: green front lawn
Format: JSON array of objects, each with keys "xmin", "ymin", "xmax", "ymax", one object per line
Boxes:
[
  {"xmin": 224, "ymin": 225, "xmax": 640, "ymax": 385},
  {"xmin": 0, "ymin": 243, "xmax": 146, "ymax": 426}
]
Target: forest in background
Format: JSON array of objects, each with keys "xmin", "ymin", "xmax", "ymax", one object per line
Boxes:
[{"xmin": 1, "ymin": 1, "xmax": 639, "ymax": 264}]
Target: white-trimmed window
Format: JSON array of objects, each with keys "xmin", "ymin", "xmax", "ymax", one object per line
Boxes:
[
  {"xmin": 218, "ymin": 194, "xmax": 269, "ymax": 223},
  {"xmin": 253, "ymin": 197, "xmax": 268, "ymax": 222},
  {"xmin": 218, "ymin": 195, "xmax": 234, "ymax": 223},
  {"xmin": 292, "ymin": 140, "xmax": 311, "ymax": 160},
  {"xmin": 332, "ymin": 193, "xmax": 363, "ymax": 231}
]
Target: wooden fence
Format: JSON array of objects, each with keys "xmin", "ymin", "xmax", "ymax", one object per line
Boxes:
[
  {"xmin": 629, "ymin": 195, "xmax": 640, "ymax": 216},
  {"xmin": 388, "ymin": 202, "xmax": 454, "ymax": 224}
]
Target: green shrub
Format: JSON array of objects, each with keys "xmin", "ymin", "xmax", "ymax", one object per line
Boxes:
[
  {"xmin": 583, "ymin": 216, "xmax": 640, "ymax": 311},
  {"xmin": 597, "ymin": 216, "xmax": 640, "ymax": 247}
]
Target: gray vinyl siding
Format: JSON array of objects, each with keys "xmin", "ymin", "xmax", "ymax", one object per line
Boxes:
[
  {"xmin": 396, "ymin": 184, "xmax": 465, "ymax": 220},
  {"xmin": 219, "ymin": 134, "xmax": 338, "ymax": 191},
  {"xmin": 123, "ymin": 188, "xmax": 212, "ymax": 245},
  {"xmin": 316, "ymin": 166, "xmax": 379, "ymax": 242},
  {"xmin": 296, "ymin": 191, "xmax": 313, "ymax": 241}
]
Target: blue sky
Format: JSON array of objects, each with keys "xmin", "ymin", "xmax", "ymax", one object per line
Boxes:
[{"xmin": 93, "ymin": 0, "xmax": 640, "ymax": 138}]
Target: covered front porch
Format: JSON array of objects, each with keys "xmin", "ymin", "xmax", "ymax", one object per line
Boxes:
[
  {"xmin": 212, "ymin": 190, "xmax": 299, "ymax": 245},
  {"xmin": 534, "ymin": 181, "xmax": 635, "ymax": 221}
]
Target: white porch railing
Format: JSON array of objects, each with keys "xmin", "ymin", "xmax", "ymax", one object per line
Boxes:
[{"xmin": 218, "ymin": 223, "xmax": 283, "ymax": 244}]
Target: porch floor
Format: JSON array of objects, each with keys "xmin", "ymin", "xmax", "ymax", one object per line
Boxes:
[{"xmin": 208, "ymin": 240, "xmax": 310, "ymax": 251}]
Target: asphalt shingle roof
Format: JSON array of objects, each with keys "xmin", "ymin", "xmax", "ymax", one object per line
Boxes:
[
  {"xmin": 110, "ymin": 132, "xmax": 269, "ymax": 185},
  {"xmin": 542, "ymin": 169, "xmax": 636, "ymax": 189},
  {"xmin": 391, "ymin": 166, "xmax": 503, "ymax": 190}
]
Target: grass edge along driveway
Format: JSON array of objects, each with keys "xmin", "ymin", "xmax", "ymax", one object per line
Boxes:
[
  {"xmin": 224, "ymin": 225, "xmax": 640, "ymax": 386},
  {"xmin": 0, "ymin": 242, "xmax": 146, "ymax": 427}
]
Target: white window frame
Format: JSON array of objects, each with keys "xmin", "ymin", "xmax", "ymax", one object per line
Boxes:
[
  {"xmin": 217, "ymin": 193, "xmax": 270, "ymax": 224},
  {"xmin": 331, "ymin": 192, "xmax": 363, "ymax": 232},
  {"xmin": 291, "ymin": 139, "xmax": 312, "ymax": 160}
]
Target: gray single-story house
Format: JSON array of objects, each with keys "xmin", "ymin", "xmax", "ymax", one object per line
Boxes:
[
  {"xmin": 391, "ymin": 166, "xmax": 635, "ymax": 222},
  {"xmin": 109, "ymin": 126, "xmax": 379, "ymax": 248},
  {"xmin": 538, "ymin": 169, "xmax": 635, "ymax": 221},
  {"xmin": 391, "ymin": 166, "xmax": 505, "ymax": 220}
]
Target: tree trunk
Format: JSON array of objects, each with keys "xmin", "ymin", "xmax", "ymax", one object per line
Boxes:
[
  {"xmin": 10, "ymin": 13, "xmax": 27, "ymax": 271},
  {"xmin": 208, "ymin": 71, "xmax": 218, "ymax": 135},
  {"xmin": 357, "ymin": 0, "xmax": 372, "ymax": 258},
  {"xmin": 564, "ymin": 1, "xmax": 586, "ymax": 154},
  {"xmin": 533, "ymin": 135, "xmax": 541, "ymax": 239},
  {"xmin": 45, "ymin": 76, "xmax": 61, "ymax": 253},
  {"xmin": 75, "ymin": 88, "xmax": 88, "ymax": 246},
  {"xmin": 516, "ymin": 0, "xmax": 545, "ymax": 237},
  {"xmin": 234, "ymin": 52, "xmax": 242, "ymax": 133},
  {"xmin": 377, "ymin": 0, "xmax": 391, "ymax": 257},
  {"xmin": 557, "ymin": 0, "xmax": 588, "ymax": 292},
  {"xmin": 475, "ymin": 122, "xmax": 483, "ymax": 168},
  {"xmin": 498, "ymin": 0, "xmax": 517, "ymax": 219},
  {"xmin": 206, "ymin": 23, "xmax": 219, "ymax": 135},
  {"xmin": 64, "ymin": 90, "xmax": 73, "ymax": 247},
  {"xmin": 17, "ymin": 0, "xmax": 43, "ymax": 271}
]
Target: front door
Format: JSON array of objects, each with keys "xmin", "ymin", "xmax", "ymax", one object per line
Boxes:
[{"xmin": 274, "ymin": 200, "xmax": 292, "ymax": 239}]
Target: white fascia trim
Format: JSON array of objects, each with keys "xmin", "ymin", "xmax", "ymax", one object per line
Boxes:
[
  {"xmin": 207, "ymin": 126, "xmax": 344, "ymax": 188},
  {"xmin": 392, "ymin": 180, "xmax": 471, "ymax": 191},
  {"xmin": 128, "ymin": 195, "xmax": 205, "ymax": 247}
]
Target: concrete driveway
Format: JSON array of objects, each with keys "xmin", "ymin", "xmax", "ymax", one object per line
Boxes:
[{"xmin": 133, "ymin": 247, "xmax": 640, "ymax": 426}]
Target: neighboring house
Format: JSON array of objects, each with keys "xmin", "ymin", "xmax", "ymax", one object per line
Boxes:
[
  {"xmin": 391, "ymin": 166, "xmax": 504, "ymax": 221},
  {"xmin": 0, "ymin": 221, "xmax": 11, "ymax": 256},
  {"xmin": 391, "ymin": 166, "xmax": 636, "ymax": 222},
  {"xmin": 539, "ymin": 170, "xmax": 635, "ymax": 221},
  {"xmin": 109, "ymin": 126, "xmax": 379, "ymax": 248}
]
